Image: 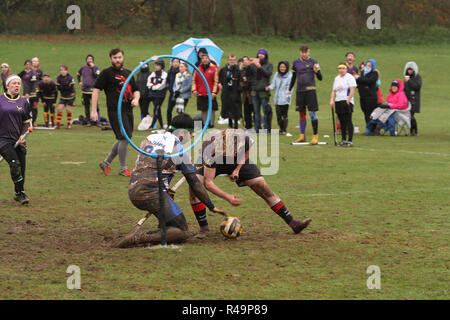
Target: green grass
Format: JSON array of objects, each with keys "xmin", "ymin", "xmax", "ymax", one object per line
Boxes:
[{"xmin": 0, "ymin": 35, "xmax": 449, "ymax": 300}]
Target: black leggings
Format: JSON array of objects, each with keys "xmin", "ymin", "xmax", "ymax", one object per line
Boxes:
[
  {"xmin": 243, "ymin": 94, "xmax": 254, "ymax": 129},
  {"xmin": 228, "ymin": 118, "xmax": 239, "ymax": 129},
  {"xmin": 149, "ymin": 97, "xmax": 165, "ymax": 128},
  {"xmin": 0, "ymin": 143, "xmax": 27, "ymax": 194},
  {"xmin": 360, "ymin": 98, "xmax": 378, "ymax": 125},
  {"xmin": 337, "ymin": 112, "xmax": 354, "ymax": 142},
  {"xmin": 166, "ymin": 92, "xmax": 176, "ymax": 126},
  {"xmin": 411, "ymin": 111, "xmax": 418, "ymax": 134},
  {"xmin": 276, "ymin": 104, "xmax": 289, "ymax": 132},
  {"xmin": 139, "ymin": 97, "xmax": 151, "ymax": 118}
]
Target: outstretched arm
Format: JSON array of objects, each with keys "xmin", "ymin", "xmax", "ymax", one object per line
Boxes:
[
  {"xmin": 180, "ymin": 163, "xmax": 220, "ymax": 213},
  {"xmin": 203, "ymin": 167, "xmax": 242, "ymax": 206}
]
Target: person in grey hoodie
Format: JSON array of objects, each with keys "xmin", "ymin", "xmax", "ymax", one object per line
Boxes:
[
  {"xmin": 403, "ymin": 61, "xmax": 422, "ymax": 136},
  {"xmin": 247, "ymin": 49, "xmax": 273, "ymax": 133},
  {"xmin": 267, "ymin": 61, "xmax": 292, "ymax": 135}
]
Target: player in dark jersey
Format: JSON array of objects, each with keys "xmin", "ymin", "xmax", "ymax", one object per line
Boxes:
[
  {"xmin": 190, "ymin": 128, "xmax": 312, "ymax": 238},
  {"xmin": 289, "ymin": 45, "xmax": 323, "ymax": 145},
  {"xmin": 92, "ymin": 48, "xmax": 140, "ymax": 177},
  {"xmin": 18, "ymin": 60, "xmax": 36, "ymax": 100},
  {"xmin": 56, "ymin": 65, "xmax": 76, "ymax": 129},
  {"xmin": 78, "ymin": 54, "xmax": 101, "ymax": 126},
  {"xmin": 0, "ymin": 75, "xmax": 32, "ymax": 205},
  {"xmin": 29, "ymin": 57, "xmax": 43, "ymax": 127},
  {"xmin": 115, "ymin": 114, "xmax": 225, "ymax": 248},
  {"xmin": 37, "ymin": 73, "xmax": 58, "ymax": 127}
]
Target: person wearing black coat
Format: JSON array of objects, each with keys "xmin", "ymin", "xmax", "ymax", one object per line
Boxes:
[
  {"xmin": 403, "ymin": 61, "xmax": 422, "ymax": 136},
  {"xmin": 137, "ymin": 63, "xmax": 151, "ymax": 119},
  {"xmin": 219, "ymin": 54, "xmax": 242, "ymax": 129},
  {"xmin": 166, "ymin": 59, "xmax": 180, "ymax": 126},
  {"xmin": 355, "ymin": 59, "xmax": 379, "ymax": 125}
]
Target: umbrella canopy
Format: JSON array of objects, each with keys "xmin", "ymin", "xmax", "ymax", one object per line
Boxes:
[{"xmin": 171, "ymin": 38, "xmax": 224, "ymax": 72}]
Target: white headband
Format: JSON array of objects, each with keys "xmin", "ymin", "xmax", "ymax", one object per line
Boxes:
[
  {"xmin": 1, "ymin": 63, "xmax": 9, "ymax": 68},
  {"xmin": 6, "ymin": 75, "xmax": 21, "ymax": 86}
]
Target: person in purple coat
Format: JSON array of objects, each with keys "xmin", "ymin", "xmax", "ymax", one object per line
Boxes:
[
  {"xmin": 0, "ymin": 75, "xmax": 32, "ymax": 204},
  {"xmin": 78, "ymin": 54, "xmax": 101, "ymax": 126}
]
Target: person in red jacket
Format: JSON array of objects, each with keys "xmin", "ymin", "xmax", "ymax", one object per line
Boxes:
[{"xmin": 192, "ymin": 51, "xmax": 219, "ymax": 128}]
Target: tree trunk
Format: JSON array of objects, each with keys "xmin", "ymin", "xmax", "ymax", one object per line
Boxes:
[
  {"xmin": 187, "ymin": 0, "xmax": 194, "ymax": 30},
  {"xmin": 208, "ymin": 0, "xmax": 216, "ymax": 33},
  {"xmin": 227, "ymin": 0, "xmax": 236, "ymax": 34}
]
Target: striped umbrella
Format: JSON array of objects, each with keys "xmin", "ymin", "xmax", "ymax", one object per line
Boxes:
[{"xmin": 171, "ymin": 38, "xmax": 224, "ymax": 72}]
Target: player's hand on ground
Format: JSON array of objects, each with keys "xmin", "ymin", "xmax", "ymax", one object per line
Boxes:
[
  {"xmin": 212, "ymin": 207, "xmax": 227, "ymax": 216},
  {"xmin": 228, "ymin": 194, "xmax": 243, "ymax": 206},
  {"xmin": 90, "ymin": 110, "xmax": 99, "ymax": 122}
]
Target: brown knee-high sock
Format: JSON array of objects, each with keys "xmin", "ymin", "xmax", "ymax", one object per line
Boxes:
[
  {"xmin": 67, "ymin": 112, "xmax": 72, "ymax": 126},
  {"xmin": 43, "ymin": 112, "xmax": 49, "ymax": 126},
  {"xmin": 56, "ymin": 111, "xmax": 63, "ymax": 127}
]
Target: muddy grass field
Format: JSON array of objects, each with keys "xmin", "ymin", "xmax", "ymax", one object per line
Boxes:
[{"xmin": 0, "ymin": 36, "xmax": 449, "ymax": 299}]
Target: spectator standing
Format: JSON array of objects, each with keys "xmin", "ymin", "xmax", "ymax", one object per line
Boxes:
[
  {"xmin": 355, "ymin": 59, "xmax": 378, "ymax": 125},
  {"xmin": 219, "ymin": 54, "xmax": 242, "ymax": 129},
  {"xmin": 136, "ymin": 62, "xmax": 151, "ymax": 119},
  {"xmin": 172, "ymin": 62, "xmax": 192, "ymax": 115},
  {"xmin": 77, "ymin": 54, "xmax": 101, "ymax": 126},
  {"xmin": 239, "ymin": 56, "xmax": 254, "ymax": 130},
  {"xmin": 330, "ymin": 63, "xmax": 357, "ymax": 147},
  {"xmin": 247, "ymin": 49, "xmax": 273, "ymax": 133},
  {"xmin": 403, "ymin": 62, "xmax": 422, "ymax": 136},
  {"xmin": 147, "ymin": 59, "xmax": 168, "ymax": 129},
  {"xmin": 345, "ymin": 52, "xmax": 359, "ymax": 76},
  {"xmin": 166, "ymin": 58, "xmax": 180, "ymax": 126},
  {"xmin": 192, "ymin": 51, "xmax": 219, "ymax": 128},
  {"xmin": 267, "ymin": 61, "xmax": 292, "ymax": 135}
]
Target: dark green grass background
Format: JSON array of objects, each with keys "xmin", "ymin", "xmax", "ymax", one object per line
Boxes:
[{"xmin": 0, "ymin": 36, "xmax": 449, "ymax": 299}]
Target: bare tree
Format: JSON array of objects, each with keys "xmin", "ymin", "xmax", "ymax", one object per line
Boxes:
[
  {"xmin": 207, "ymin": 0, "xmax": 216, "ymax": 33},
  {"xmin": 187, "ymin": 0, "xmax": 194, "ymax": 30}
]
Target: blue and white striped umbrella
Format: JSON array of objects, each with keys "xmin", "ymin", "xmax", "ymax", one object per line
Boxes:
[{"xmin": 171, "ymin": 38, "xmax": 224, "ymax": 72}]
